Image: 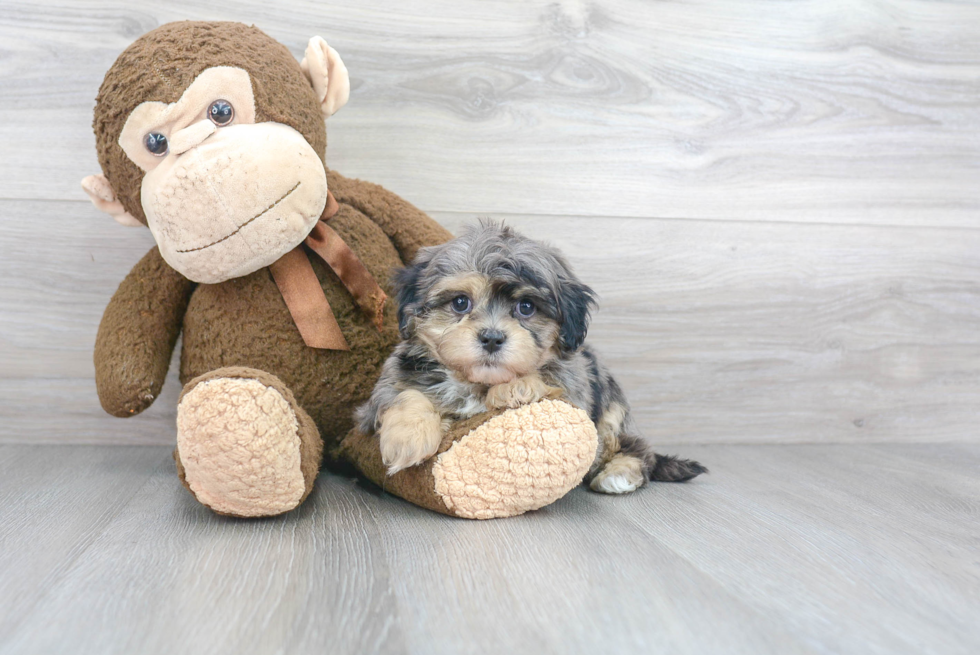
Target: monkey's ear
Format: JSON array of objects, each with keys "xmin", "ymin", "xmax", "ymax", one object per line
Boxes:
[
  {"xmin": 300, "ymin": 36, "xmax": 350, "ymax": 118},
  {"xmin": 81, "ymin": 174, "xmax": 143, "ymax": 227}
]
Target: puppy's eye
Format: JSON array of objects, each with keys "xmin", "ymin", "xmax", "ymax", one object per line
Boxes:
[
  {"xmin": 516, "ymin": 299, "xmax": 536, "ymax": 318},
  {"xmin": 450, "ymin": 294, "xmax": 472, "ymax": 315},
  {"xmin": 208, "ymin": 99, "xmax": 234, "ymax": 126}
]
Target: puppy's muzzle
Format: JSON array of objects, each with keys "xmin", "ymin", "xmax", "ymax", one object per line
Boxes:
[{"xmin": 478, "ymin": 328, "xmax": 507, "ymax": 354}]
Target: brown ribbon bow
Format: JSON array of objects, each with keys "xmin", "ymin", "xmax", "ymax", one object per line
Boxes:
[{"xmin": 268, "ymin": 191, "xmax": 387, "ymax": 350}]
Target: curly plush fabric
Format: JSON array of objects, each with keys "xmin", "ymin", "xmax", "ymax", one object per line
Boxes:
[
  {"xmin": 338, "ymin": 399, "xmax": 598, "ymax": 519},
  {"xmin": 94, "ymin": 247, "xmax": 194, "ymax": 417},
  {"xmin": 432, "ymin": 400, "xmax": 598, "ymax": 519},
  {"xmin": 175, "ymin": 367, "xmax": 323, "ymax": 517}
]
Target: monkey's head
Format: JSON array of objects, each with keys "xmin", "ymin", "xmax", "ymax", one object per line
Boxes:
[{"xmin": 82, "ymin": 22, "xmax": 350, "ymax": 284}]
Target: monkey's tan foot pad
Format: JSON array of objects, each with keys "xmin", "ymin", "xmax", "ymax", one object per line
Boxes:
[
  {"xmin": 339, "ymin": 399, "xmax": 598, "ymax": 520},
  {"xmin": 175, "ymin": 367, "xmax": 323, "ymax": 518}
]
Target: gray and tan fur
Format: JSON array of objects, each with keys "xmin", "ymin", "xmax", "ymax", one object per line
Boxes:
[{"xmin": 357, "ymin": 221, "xmax": 706, "ymax": 492}]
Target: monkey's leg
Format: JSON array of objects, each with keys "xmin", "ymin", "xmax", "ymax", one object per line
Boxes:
[
  {"xmin": 174, "ymin": 367, "xmax": 323, "ymax": 517},
  {"xmin": 338, "ymin": 399, "xmax": 598, "ymax": 520}
]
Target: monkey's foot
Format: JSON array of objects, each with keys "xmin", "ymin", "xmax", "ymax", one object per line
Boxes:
[
  {"xmin": 175, "ymin": 367, "xmax": 323, "ymax": 517},
  {"xmin": 340, "ymin": 399, "xmax": 598, "ymax": 519}
]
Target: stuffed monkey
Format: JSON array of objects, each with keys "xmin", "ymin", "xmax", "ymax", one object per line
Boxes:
[{"xmin": 83, "ymin": 21, "xmax": 597, "ymax": 519}]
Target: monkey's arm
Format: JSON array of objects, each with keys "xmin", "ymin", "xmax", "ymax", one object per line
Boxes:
[
  {"xmin": 327, "ymin": 170, "xmax": 453, "ymax": 263},
  {"xmin": 94, "ymin": 247, "xmax": 195, "ymax": 417}
]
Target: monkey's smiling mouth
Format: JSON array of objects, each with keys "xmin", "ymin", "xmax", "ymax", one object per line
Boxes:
[{"xmin": 176, "ymin": 181, "xmax": 302, "ymax": 253}]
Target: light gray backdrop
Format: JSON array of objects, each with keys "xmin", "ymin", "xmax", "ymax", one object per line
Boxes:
[{"xmin": 1, "ymin": 0, "xmax": 978, "ymax": 445}]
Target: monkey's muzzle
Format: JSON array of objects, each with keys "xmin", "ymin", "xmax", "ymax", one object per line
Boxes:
[{"xmin": 143, "ymin": 123, "xmax": 329, "ymax": 284}]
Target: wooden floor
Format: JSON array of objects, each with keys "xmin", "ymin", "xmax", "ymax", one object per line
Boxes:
[{"xmin": 0, "ymin": 443, "xmax": 977, "ymax": 655}]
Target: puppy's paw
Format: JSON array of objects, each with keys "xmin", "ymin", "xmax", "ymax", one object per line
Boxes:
[
  {"xmin": 486, "ymin": 374, "xmax": 563, "ymax": 410},
  {"xmin": 589, "ymin": 454, "xmax": 646, "ymax": 494},
  {"xmin": 379, "ymin": 390, "xmax": 446, "ymax": 475}
]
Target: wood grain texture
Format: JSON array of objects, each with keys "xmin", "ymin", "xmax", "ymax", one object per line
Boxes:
[
  {"xmin": 3, "ymin": 199, "xmax": 978, "ymax": 445},
  {"xmin": 1, "ymin": 443, "xmax": 978, "ymax": 654},
  {"xmin": 0, "ymin": 0, "xmax": 978, "ymax": 225},
  {"xmin": 0, "ymin": 445, "xmax": 172, "ymax": 638},
  {"xmin": 591, "ymin": 442, "xmax": 980, "ymax": 655},
  {"xmin": 0, "ymin": 1, "xmax": 978, "ymax": 445},
  {"xmin": 0, "ymin": 446, "xmax": 405, "ymax": 655}
]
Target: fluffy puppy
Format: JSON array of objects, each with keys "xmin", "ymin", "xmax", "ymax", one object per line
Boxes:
[{"xmin": 357, "ymin": 221, "xmax": 706, "ymax": 493}]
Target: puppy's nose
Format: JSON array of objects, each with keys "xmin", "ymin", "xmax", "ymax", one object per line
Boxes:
[{"xmin": 479, "ymin": 329, "xmax": 507, "ymax": 354}]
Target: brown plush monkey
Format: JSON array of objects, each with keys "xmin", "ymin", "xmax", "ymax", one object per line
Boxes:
[{"xmin": 83, "ymin": 21, "xmax": 597, "ymax": 519}]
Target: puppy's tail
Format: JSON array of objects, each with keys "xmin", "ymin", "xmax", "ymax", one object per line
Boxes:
[
  {"xmin": 648, "ymin": 453, "xmax": 708, "ymax": 482},
  {"xmin": 620, "ymin": 434, "xmax": 708, "ymax": 482}
]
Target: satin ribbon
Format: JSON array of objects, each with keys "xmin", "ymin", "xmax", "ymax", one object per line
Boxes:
[{"xmin": 269, "ymin": 191, "xmax": 387, "ymax": 350}]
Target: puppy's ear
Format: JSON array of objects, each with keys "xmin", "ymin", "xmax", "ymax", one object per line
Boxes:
[
  {"xmin": 556, "ymin": 279, "xmax": 597, "ymax": 353},
  {"xmin": 393, "ymin": 256, "xmax": 429, "ymax": 339}
]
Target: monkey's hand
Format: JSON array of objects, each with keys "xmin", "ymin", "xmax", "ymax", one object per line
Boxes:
[
  {"xmin": 95, "ymin": 247, "xmax": 195, "ymax": 417},
  {"xmin": 378, "ymin": 390, "xmax": 448, "ymax": 475},
  {"xmin": 485, "ymin": 374, "xmax": 563, "ymax": 410}
]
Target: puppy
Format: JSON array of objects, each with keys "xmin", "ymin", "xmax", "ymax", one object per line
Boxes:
[{"xmin": 357, "ymin": 221, "xmax": 706, "ymax": 493}]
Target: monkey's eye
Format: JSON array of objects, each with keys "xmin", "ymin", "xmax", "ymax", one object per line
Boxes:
[
  {"xmin": 144, "ymin": 132, "xmax": 169, "ymax": 156},
  {"xmin": 208, "ymin": 99, "xmax": 234, "ymax": 126},
  {"xmin": 450, "ymin": 295, "xmax": 472, "ymax": 315},
  {"xmin": 516, "ymin": 299, "xmax": 536, "ymax": 318}
]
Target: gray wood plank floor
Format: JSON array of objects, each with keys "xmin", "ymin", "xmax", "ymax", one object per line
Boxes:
[{"xmin": 0, "ymin": 443, "xmax": 977, "ymax": 655}]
